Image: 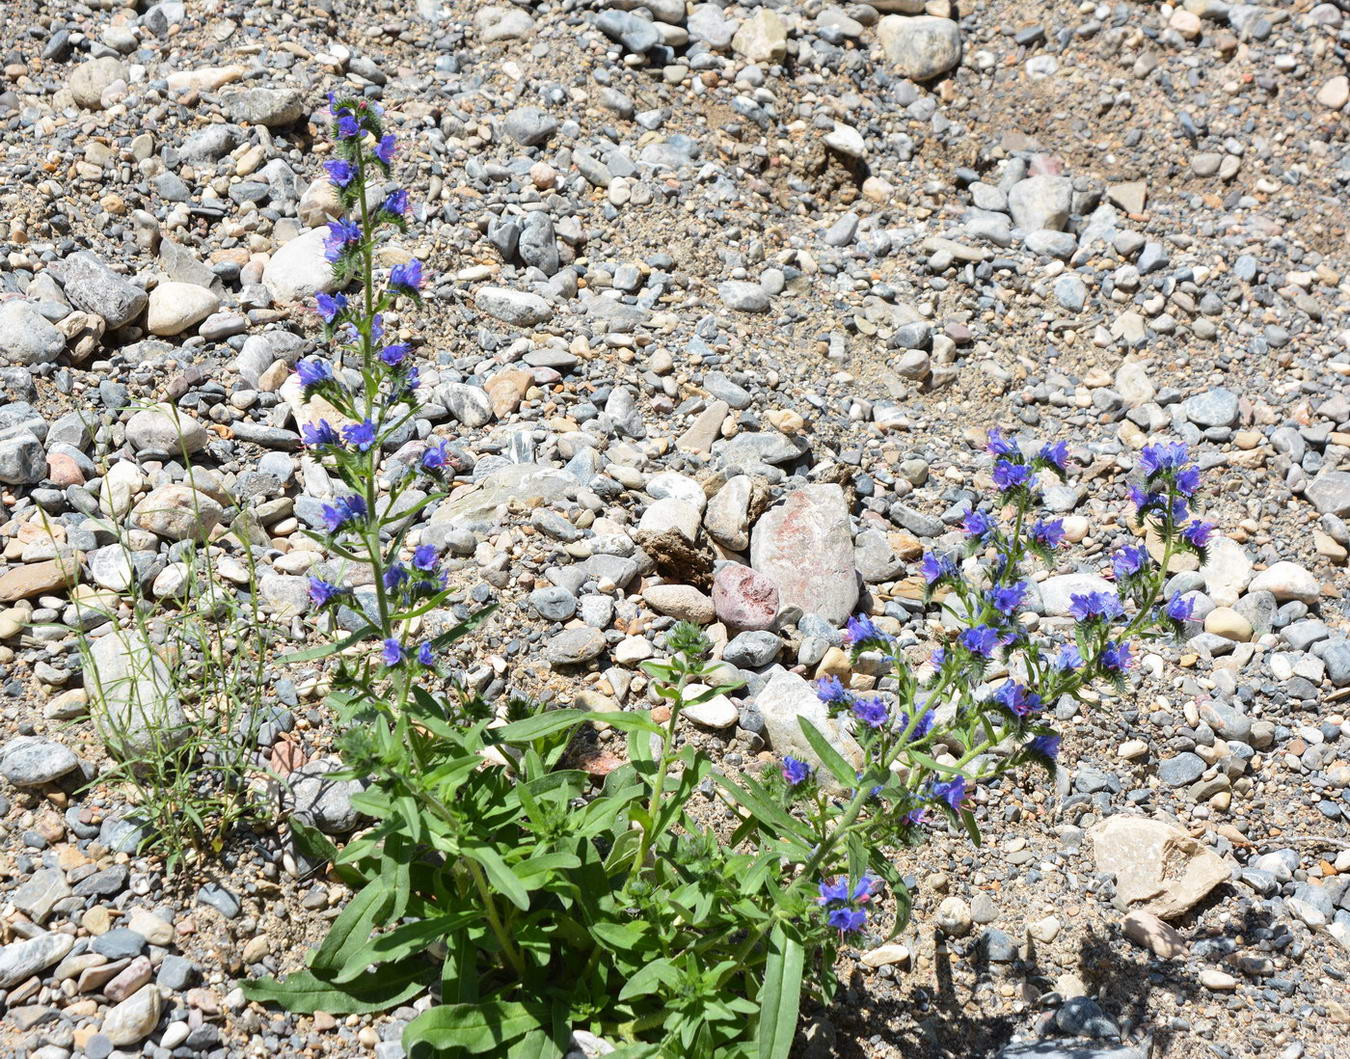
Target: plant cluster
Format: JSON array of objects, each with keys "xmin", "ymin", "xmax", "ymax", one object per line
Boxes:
[{"xmin": 243, "ymin": 100, "xmax": 1216, "ymax": 1058}]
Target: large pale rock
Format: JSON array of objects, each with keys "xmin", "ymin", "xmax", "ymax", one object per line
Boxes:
[
  {"xmin": 1200, "ymin": 537, "xmax": 1252, "ymax": 607},
  {"xmin": 87, "ymin": 628, "xmax": 189, "ymax": 760},
  {"xmin": 431, "ymin": 463, "xmax": 575, "ymax": 532},
  {"xmin": 1007, "ymin": 175, "xmax": 1073, "ymax": 232},
  {"xmin": 474, "ymin": 286, "xmax": 553, "ymax": 327},
  {"xmin": 262, "ymin": 228, "xmax": 339, "ymax": 303},
  {"xmin": 0, "ymin": 301, "xmax": 67, "ymax": 365},
  {"xmin": 877, "ymin": 15, "xmax": 962, "ymax": 81},
  {"xmin": 130, "ymin": 485, "xmax": 224, "ymax": 541},
  {"xmin": 125, "ymin": 404, "xmax": 211, "ymax": 455},
  {"xmin": 756, "ymin": 668, "xmax": 863, "ymax": 781},
  {"xmin": 1039, "ymin": 573, "xmax": 1115, "ymax": 617},
  {"xmin": 750, "ymin": 484, "xmax": 857, "ymax": 625},
  {"xmin": 1089, "ymin": 816, "xmax": 1232, "ymax": 920},
  {"xmin": 50, "ymin": 252, "xmax": 147, "ymax": 328},
  {"xmin": 0, "ymin": 932, "xmax": 75, "ymax": 988},
  {"xmin": 101, "ymin": 984, "xmax": 163, "ymax": 1046},
  {"xmin": 732, "ymin": 9, "xmax": 787, "ymax": 63},
  {"xmin": 1249, "ymin": 561, "xmax": 1320, "ymax": 604},
  {"xmin": 0, "ymin": 558, "xmax": 78, "ymax": 601},
  {"xmin": 223, "ymin": 87, "xmax": 305, "ymax": 127},
  {"xmin": 147, "ymin": 282, "xmax": 221, "ymax": 336},
  {"xmin": 71, "ymin": 57, "xmax": 126, "ymax": 109}
]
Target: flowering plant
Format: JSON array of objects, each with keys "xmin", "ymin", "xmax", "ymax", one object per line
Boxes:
[{"xmin": 243, "ymin": 97, "xmax": 1214, "ymax": 1059}]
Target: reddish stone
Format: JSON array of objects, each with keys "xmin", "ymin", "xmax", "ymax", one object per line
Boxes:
[
  {"xmin": 47, "ymin": 452, "xmax": 85, "ymax": 486},
  {"xmin": 712, "ymin": 562, "xmax": 779, "ymax": 631}
]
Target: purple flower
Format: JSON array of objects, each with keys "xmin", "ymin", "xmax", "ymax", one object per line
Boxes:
[
  {"xmin": 383, "ymin": 563, "xmax": 408, "ymax": 591},
  {"xmin": 336, "ymin": 113, "xmax": 360, "ymax": 139},
  {"xmin": 960, "ymin": 625, "xmax": 1001, "ymax": 657},
  {"xmin": 1171, "ymin": 496, "xmax": 1190, "ymax": 524},
  {"xmin": 844, "ymin": 614, "xmax": 889, "ymax": 645},
  {"xmin": 827, "ymin": 906, "xmax": 866, "ymax": 933},
  {"xmin": 1100, "ymin": 640, "xmax": 1133, "ymax": 672},
  {"xmin": 1182, "ymin": 520, "xmax": 1215, "ymax": 548},
  {"xmin": 324, "ymin": 159, "xmax": 355, "ymax": 188},
  {"xmin": 321, "ymin": 494, "xmax": 367, "ymax": 533},
  {"xmin": 815, "ymin": 675, "xmax": 848, "ymax": 705},
  {"xmin": 412, "ymin": 544, "xmax": 439, "ymax": 572},
  {"xmin": 417, "ymin": 643, "xmax": 435, "ymax": 666},
  {"xmin": 1175, "ymin": 466, "xmax": 1201, "ymax": 496},
  {"xmin": 315, "ymin": 291, "xmax": 347, "ymax": 325},
  {"xmin": 1112, "ymin": 545, "xmax": 1149, "ymax": 580},
  {"xmin": 302, "ymin": 419, "xmax": 341, "ymax": 449},
  {"xmin": 1052, "ymin": 644, "xmax": 1083, "ymax": 671},
  {"xmin": 1030, "ymin": 518, "xmax": 1066, "ymax": 549},
  {"xmin": 930, "ymin": 775, "xmax": 967, "ymax": 813},
  {"xmin": 930, "ymin": 647, "xmax": 946, "ymax": 669},
  {"xmin": 1038, "ymin": 440, "xmax": 1069, "ymax": 471},
  {"xmin": 963, "ymin": 508, "xmax": 998, "ymax": 542},
  {"xmin": 324, "ymin": 218, "xmax": 361, "ymax": 262},
  {"xmin": 817, "ymin": 878, "xmax": 850, "ymax": 905},
  {"xmin": 381, "ymin": 639, "xmax": 404, "ymax": 667},
  {"xmin": 1129, "ymin": 485, "xmax": 1161, "ymax": 513},
  {"xmin": 1139, "ymin": 442, "xmax": 1189, "ymax": 478},
  {"xmin": 1164, "ymin": 592, "xmax": 1195, "ymax": 623},
  {"xmin": 374, "ymin": 134, "xmax": 396, "ymax": 165},
  {"xmin": 369, "ymin": 314, "xmax": 384, "ymax": 342},
  {"xmin": 1068, "ymin": 592, "xmax": 1124, "ymax": 623},
  {"xmin": 1029, "ymin": 734, "xmax": 1060, "ymax": 760},
  {"xmin": 921, "ymin": 552, "xmax": 957, "ymax": 585},
  {"xmin": 851, "ymin": 697, "xmax": 888, "ymax": 729},
  {"xmin": 422, "ymin": 439, "xmax": 451, "ymax": 471},
  {"xmin": 308, "ymin": 577, "xmax": 343, "ymax": 607},
  {"xmin": 987, "ymin": 429, "xmax": 1020, "ymax": 458},
  {"xmin": 342, "ymin": 418, "xmax": 377, "ymax": 452},
  {"xmin": 992, "ymin": 459, "xmax": 1032, "ymax": 492},
  {"xmin": 388, "ymin": 258, "xmax": 423, "ymax": 294},
  {"xmin": 782, "ymin": 757, "xmax": 811, "ymax": 786},
  {"xmin": 987, "ymin": 580, "xmax": 1028, "ymax": 616},
  {"xmin": 296, "ymin": 358, "xmax": 333, "ymax": 389},
  {"xmin": 383, "ymin": 188, "xmax": 409, "ymax": 216},
  {"xmin": 852, "ymin": 875, "xmax": 879, "ymax": 903},
  {"xmin": 994, "ymin": 681, "xmax": 1043, "ymax": 718},
  {"xmin": 379, "ymin": 343, "xmax": 412, "ymax": 367},
  {"xmin": 900, "ymin": 709, "xmax": 935, "ymax": 741}
]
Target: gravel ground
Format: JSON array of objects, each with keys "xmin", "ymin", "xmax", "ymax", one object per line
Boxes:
[{"xmin": 0, "ymin": 0, "xmax": 1348, "ymax": 1057}]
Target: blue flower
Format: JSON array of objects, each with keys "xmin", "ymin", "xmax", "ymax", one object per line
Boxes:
[
  {"xmin": 321, "ymin": 494, "xmax": 367, "ymax": 533},
  {"xmin": 308, "ymin": 577, "xmax": 343, "ymax": 607},
  {"xmin": 370, "ymin": 314, "xmax": 384, "ymax": 342},
  {"xmin": 389, "ymin": 258, "xmax": 423, "ymax": 294},
  {"xmin": 992, "ymin": 460, "xmax": 1032, "ymax": 492},
  {"xmin": 1100, "ymin": 640, "xmax": 1133, "ymax": 672},
  {"xmin": 827, "ymin": 906, "xmax": 866, "ymax": 932},
  {"xmin": 987, "ymin": 580, "xmax": 1027, "ymax": 616},
  {"xmin": 963, "ymin": 508, "xmax": 998, "ymax": 542},
  {"xmin": 930, "ymin": 775, "xmax": 967, "ymax": 813},
  {"xmin": 930, "ymin": 647, "xmax": 946, "ymax": 668},
  {"xmin": 324, "ymin": 218, "xmax": 361, "ymax": 262},
  {"xmin": 422, "ymin": 439, "xmax": 451, "ymax": 471},
  {"xmin": 817, "ymin": 878, "xmax": 850, "ymax": 905},
  {"xmin": 900, "ymin": 709, "xmax": 935, "ymax": 741},
  {"xmin": 1171, "ymin": 496, "xmax": 1190, "ymax": 524},
  {"xmin": 1038, "ymin": 440, "xmax": 1069, "ymax": 471},
  {"xmin": 1164, "ymin": 593, "xmax": 1195, "ymax": 623},
  {"xmin": 1175, "ymin": 466, "xmax": 1201, "ymax": 496},
  {"xmin": 336, "ymin": 113, "xmax": 360, "ymax": 139},
  {"xmin": 302, "ymin": 419, "xmax": 341, "ymax": 449},
  {"xmin": 342, "ymin": 418, "xmax": 377, "ymax": 452},
  {"xmin": 1068, "ymin": 592, "xmax": 1124, "ymax": 623},
  {"xmin": 1139, "ymin": 442, "xmax": 1189, "ymax": 478},
  {"xmin": 381, "ymin": 638, "xmax": 404, "ymax": 667},
  {"xmin": 296, "ymin": 358, "xmax": 333, "ymax": 389},
  {"xmin": 1129, "ymin": 485, "xmax": 1161, "ymax": 513},
  {"xmin": 844, "ymin": 614, "xmax": 889, "ymax": 645},
  {"xmin": 1029, "ymin": 734, "xmax": 1060, "ymax": 760},
  {"xmin": 815, "ymin": 675, "xmax": 848, "ymax": 705},
  {"xmin": 959, "ymin": 625, "xmax": 1001, "ymax": 657},
  {"xmin": 324, "ymin": 159, "xmax": 356, "ymax": 188},
  {"xmin": 921, "ymin": 551, "xmax": 957, "ymax": 585},
  {"xmin": 1052, "ymin": 644, "xmax": 1083, "ymax": 671},
  {"xmin": 1112, "ymin": 545, "xmax": 1149, "ymax": 580},
  {"xmin": 1182, "ymin": 520, "xmax": 1215, "ymax": 548},
  {"xmin": 987, "ymin": 429, "xmax": 1020, "ymax": 458},
  {"xmin": 852, "ymin": 875, "xmax": 879, "ymax": 902},
  {"xmin": 782, "ymin": 757, "xmax": 811, "ymax": 786},
  {"xmin": 383, "ymin": 563, "xmax": 408, "ymax": 591},
  {"xmin": 374, "ymin": 134, "xmax": 396, "ymax": 165},
  {"xmin": 851, "ymin": 697, "xmax": 888, "ymax": 729},
  {"xmin": 412, "ymin": 544, "xmax": 439, "ymax": 572},
  {"xmin": 383, "ymin": 188, "xmax": 409, "ymax": 216},
  {"xmin": 1030, "ymin": 518, "xmax": 1066, "ymax": 549},
  {"xmin": 378, "ymin": 343, "xmax": 412, "ymax": 367},
  {"xmin": 315, "ymin": 291, "xmax": 347, "ymax": 324},
  {"xmin": 417, "ymin": 642, "xmax": 435, "ymax": 666},
  {"xmin": 993, "ymin": 681, "xmax": 1043, "ymax": 717}
]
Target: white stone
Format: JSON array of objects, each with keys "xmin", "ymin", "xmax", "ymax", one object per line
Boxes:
[{"xmin": 147, "ymin": 282, "xmax": 220, "ymax": 337}]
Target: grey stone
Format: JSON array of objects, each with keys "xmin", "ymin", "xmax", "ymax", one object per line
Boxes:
[
  {"xmin": 0, "ymin": 737, "xmax": 79, "ymax": 787},
  {"xmin": 502, "ymin": 107, "xmax": 557, "ymax": 146},
  {"xmin": 723, "ymin": 630, "xmax": 782, "ymax": 669},
  {"xmin": 50, "ymin": 252, "xmax": 147, "ymax": 328},
  {"xmin": 531, "ymin": 586, "xmax": 578, "ymax": 622},
  {"xmin": 750, "ymin": 484, "xmax": 858, "ymax": 625},
  {"xmin": 86, "ymin": 628, "xmax": 189, "ymax": 760},
  {"xmin": 224, "ymin": 87, "xmax": 304, "ymax": 127},
  {"xmin": 1182, "ymin": 387, "xmax": 1239, "ymax": 428},
  {"xmin": 755, "ymin": 668, "xmax": 863, "ymax": 780},
  {"xmin": 474, "ymin": 286, "xmax": 553, "ymax": 327},
  {"xmin": 718, "ymin": 280, "xmax": 770, "ymax": 312},
  {"xmin": 1007, "ymin": 176, "xmax": 1072, "ymax": 232},
  {"xmin": 545, "ymin": 627, "xmax": 607, "ymax": 666},
  {"xmin": 287, "ymin": 757, "xmax": 366, "ymax": 834},
  {"xmin": 1305, "ymin": 471, "xmax": 1350, "ymax": 517},
  {"xmin": 518, "ymin": 212, "xmax": 560, "ymax": 275},
  {"xmin": 0, "ymin": 301, "xmax": 66, "ymax": 365},
  {"xmin": 0, "ymin": 430, "xmax": 46, "ymax": 485},
  {"xmin": 0, "ymin": 932, "xmax": 75, "ymax": 988},
  {"xmin": 877, "ymin": 15, "xmax": 962, "ymax": 81},
  {"xmin": 1158, "ymin": 752, "xmax": 1206, "ymax": 786}
]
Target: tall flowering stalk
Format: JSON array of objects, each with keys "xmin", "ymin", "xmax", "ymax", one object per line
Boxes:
[
  {"xmin": 290, "ymin": 95, "xmax": 459, "ymax": 703},
  {"xmin": 759, "ymin": 432, "xmax": 1209, "ymax": 944}
]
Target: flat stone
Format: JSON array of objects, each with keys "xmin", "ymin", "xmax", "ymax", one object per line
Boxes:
[
  {"xmin": 1088, "ymin": 816, "xmax": 1232, "ymax": 920},
  {"xmin": 0, "ymin": 932, "xmax": 75, "ymax": 988},
  {"xmin": 681, "ymin": 685, "xmax": 739, "ymax": 729},
  {"xmin": 0, "ymin": 737, "xmax": 79, "ymax": 787},
  {"xmin": 71, "ymin": 57, "xmax": 126, "ymax": 109},
  {"xmin": 1249, "ymin": 561, "xmax": 1320, "ymax": 604},
  {"xmin": 130, "ymin": 485, "xmax": 223, "ymax": 541},
  {"xmin": 474, "ymin": 286, "xmax": 553, "ymax": 327},
  {"xmin": 1305, "ymin": 471, "xmax": 1350, "ymax": 517},
  {"xmin": 0, "ymin": 301, "xmax": 67, "ymax": 365},
  {"xmin": 51, "ymin": 252, "xmax": 147, "ymax": 328},
  {"xmin": 262, "ymin": 228, "xmax": 339, "ymax": 303},
  {"xmin": 750, "ymin": 484, "xmax": 857, "ymax": 625},
  {"xmin": 0, "ymin": 558, "xmax": 78, "ymax": 601},
  {"xmin": 146, "ymin": 282, "xmax": 220, "ymax": 337},
  {"xmin": 1182, "ymin": 386, "xmax": 1239, "ymax": 428},
  {"xmin": 1039, "ymin": 573, "xmax": 1115, "ymax": 617},
  {"xmin": 125, "ymin": 404, "xmax": 210, "ymax": 455},
  {"xmin": 731, "ymin": 9, "xmax": 787, "ymax": 63},
  {"xmin": 712, "ymin": 562, "xmax": 779, "ymax": 631},
  {"xmin": 1122, "ymin": 909, "xmax": 1186, "ymax": 959},
  {"xmin": 101, "ymin": 984, "xmax": 162, "ymax": 1046},
  {"xmin": 642, "ymin": 584, "xmax": 715, "ymax": 624},
  {"xmin": 755, "ymin": 668, "xmax": 863, "ymax": 782},
  {"xmin": 545, "ymin": 627, "xmax": 607, "ymax": 666},
  {"xmin": 223, "ymin": 87, "xmax": 304, "ymax": 127}
]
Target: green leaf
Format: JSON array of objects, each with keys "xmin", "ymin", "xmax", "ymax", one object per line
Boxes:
[
  {"xmin": 347, "ymin": 913, "xmax": 477, "ymax": 971},
  {"xmin": 590, "ymin": 920, "xmax": 649, "ymax": 951},
  {"xmin": 441, "ymin": 931, "xmax": 477, "ymax": 1005},
  {"xmin": 309, "ymin": 880, "xmax": 391, "ymax": 981},
  {"xmin": 241, "ymin": 960, "xmax": 427, "ymax": 1015},
  {"xmin": 506, "ymin": 1029, "xmax": 565, "ymax": 1059},
  {"xmin": 282, "ymin": 624, "xmax": 377, "ymax": 663},
  {"xmin": 960, "ymin": 808, "xmax": 982, "ymax": 847},
  {"xmin": 403, "ymin": 1001, "xmax": 543, "ymax": 1056},
  {"xmin": 494, "ymin": 709, "xmax": 586, "ymax": 743},
  {"xmin": 796, "ymin": 717, "xmax": 855, "ymax": 788},
  {"xmin": 465, "ymin": 845, "xmax": 529, "ymax": 911},
  {"xmin": 755, "ymin": 924, "xmax": 803, "ymax": 1059},
  {"xmin": 618, "ymin": 957, "xmax": 680, "ymax": 1001}
]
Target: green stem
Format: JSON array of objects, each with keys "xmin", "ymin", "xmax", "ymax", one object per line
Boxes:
[
  {"xmin": 466, "ymin": 858, "xmax": 527, "ymax": 980},
  {"xmin": 628, "ymin": 668, "xmax": 689, "ymax": 883}
]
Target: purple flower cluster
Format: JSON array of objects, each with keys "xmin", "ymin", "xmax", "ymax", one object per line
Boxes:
[
  {"xmin": 817, "ymin": 875, "xmax": 878, "ymax": 934},
  {"xmin": 1068, "ymin": 591, "xmax": 1124, "ymax": 623}
]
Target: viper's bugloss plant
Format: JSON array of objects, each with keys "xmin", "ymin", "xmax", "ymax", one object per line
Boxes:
[{"xmin": 243, "ymin": 98, "xmax": 1217, "ymax": 1059}]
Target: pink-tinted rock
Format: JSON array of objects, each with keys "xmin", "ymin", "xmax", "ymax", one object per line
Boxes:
[
  {"xmin": 712, "ymin": 563, "xmax": 779, "ymax": 631},
  {"xmin": 47, "ymin": 452, "xmax": 85, "ymax": 487},
  {"xmin": 749, "ymin": 484, "xmax": 858, "ymax": 625}
]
